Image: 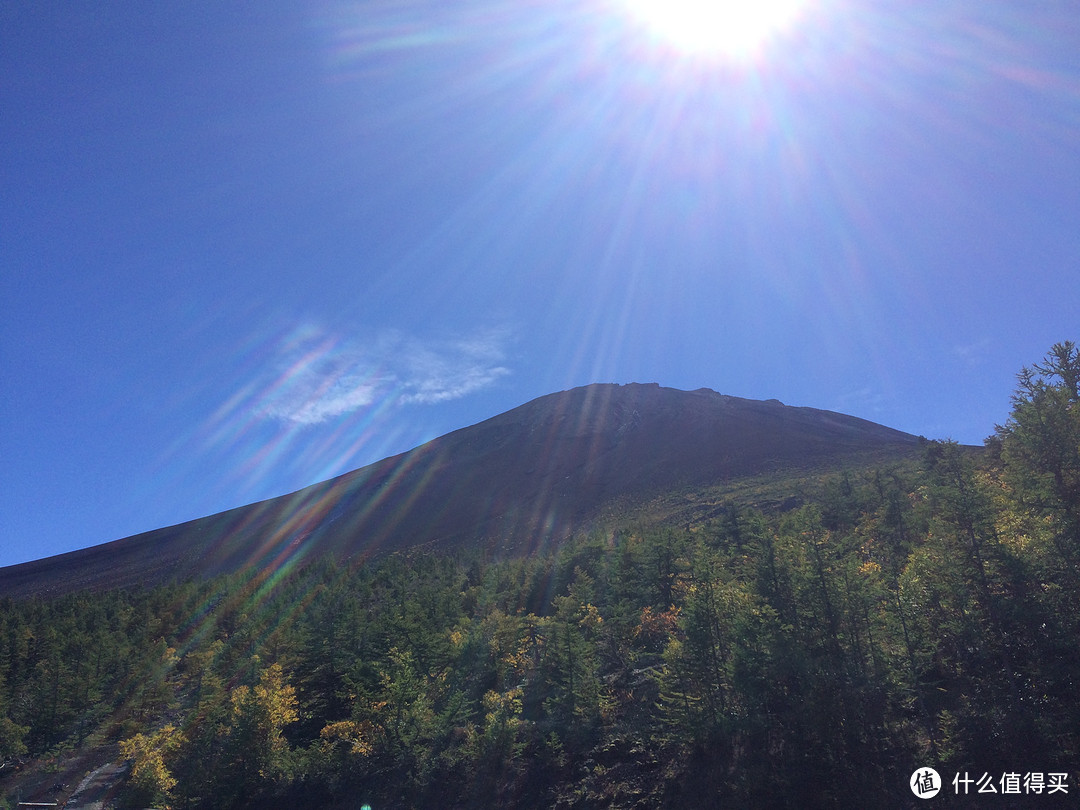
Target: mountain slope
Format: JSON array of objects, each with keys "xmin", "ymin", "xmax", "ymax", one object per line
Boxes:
[{"xmin": 0, "ymin": 384, "xmax": 923, "ymax": 597}]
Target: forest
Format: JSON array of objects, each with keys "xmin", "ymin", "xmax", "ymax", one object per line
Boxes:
[{"xmin": 1, "ymin": 342, "xmax": 1078, "ymax": 808}]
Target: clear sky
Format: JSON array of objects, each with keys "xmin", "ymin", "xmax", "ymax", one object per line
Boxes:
[{"xmin": 2, "ymin": 0, "xmax": 1078, "ymax": 568}]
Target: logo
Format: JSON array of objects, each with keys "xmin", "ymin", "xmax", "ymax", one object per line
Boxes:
[{"xmin": 911, "ymin": 767, "xmax": 941, "ymax": 798}]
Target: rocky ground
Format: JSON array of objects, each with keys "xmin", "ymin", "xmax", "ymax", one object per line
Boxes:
[{"xmin": 1, "ymin": 745, "xmax": 126, "ymax": 809}]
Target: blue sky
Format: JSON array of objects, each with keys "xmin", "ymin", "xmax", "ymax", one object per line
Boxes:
[{"xmin": 2, "ymin": 0, "xmax": 1078, "ymax": 568}]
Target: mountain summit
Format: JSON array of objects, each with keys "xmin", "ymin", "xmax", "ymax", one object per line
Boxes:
[{"xmin": 1, "ymin": 384, "xmax": 921, "ymax": 597}]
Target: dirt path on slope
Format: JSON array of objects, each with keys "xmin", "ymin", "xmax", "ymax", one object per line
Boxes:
[
  {"xmin": 1, "ymin": 748, "xmax": 127, "ymax": 810},
  {"xmin": 62, "ymin": 760, "xmax": 127, "ymax": 809}
]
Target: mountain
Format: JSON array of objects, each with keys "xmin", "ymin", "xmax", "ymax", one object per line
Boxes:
[{"xmin": 0, "ymin": 384, "xmax": 923, "ymax": 598}]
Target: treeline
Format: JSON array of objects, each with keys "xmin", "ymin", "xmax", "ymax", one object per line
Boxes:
[{"xmin": 2, "ymin": 343, "xmax": 1079, "ymax": 808}]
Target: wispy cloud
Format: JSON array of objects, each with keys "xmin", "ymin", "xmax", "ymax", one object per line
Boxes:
[
  {"xmin": 255, "ymin": 326, "xmax": 512, "ymax": 425},
  {"xmin": 397, "ymin": 332, "xmax": 511, "ymax": 404},
  {"xmin": 834, "ymin": 385, "xmax": 888, "ymax": 418},
  {"xmin": 953, "ymin": 337, "xmax": 992, "ymax": 367}
]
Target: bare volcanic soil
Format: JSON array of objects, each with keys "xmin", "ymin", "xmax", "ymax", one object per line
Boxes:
[{"xmin": 0, "ymin": 384, "xmax": 922, "ymax": 598}]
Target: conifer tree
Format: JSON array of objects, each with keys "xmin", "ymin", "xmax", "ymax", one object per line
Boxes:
[{"xmin": 996, "ymin": 340, "xmax": 1080, "ymax": 572}]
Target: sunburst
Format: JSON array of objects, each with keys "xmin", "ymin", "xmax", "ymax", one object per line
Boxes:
[{"xmin": 621, "ymin": 0, "xmax": 808, "ymax": 60}]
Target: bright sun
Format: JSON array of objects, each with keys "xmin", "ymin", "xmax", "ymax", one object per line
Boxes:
[{"xmin": 622, "ymin": 0, "xmax": 808, "ymax": 60}]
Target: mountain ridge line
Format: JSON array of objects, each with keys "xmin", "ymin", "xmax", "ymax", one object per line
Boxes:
[{"xmin": 1, "ymin": 383, "xmax": 936, "ymax": 598}]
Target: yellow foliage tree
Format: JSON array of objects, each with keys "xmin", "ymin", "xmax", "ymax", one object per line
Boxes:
[
  {"xmin": 229, "ymin": 661, "xmax": 299, "ymax": 774},
  {"xmin": 120, "ymin": 723, "xmax": 184, "ymax": 806},
  {"xmin": 319, "ymin": 718, "xmax": 377, "ymax": 756}
]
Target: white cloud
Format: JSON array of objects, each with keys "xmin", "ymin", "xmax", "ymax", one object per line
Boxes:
[
  {"xmin": 954, "ymin": 338, "xmax": 992, "ymax": 367},
  {"xmin": 253, "ymin": 325, "xmax": 512, "ymax": 425},
  {"xmin": 269, "ymin": 376, "xmax": 380, "ymax": 425},
  {"xmin": 397, "ymin": 330, "xmax": 511, "ymax": 404}
]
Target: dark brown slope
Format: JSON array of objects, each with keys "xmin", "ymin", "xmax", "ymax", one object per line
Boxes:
[{"xmin": 0, "ymin": 384, "xmax": 922, "ymax": 598}]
